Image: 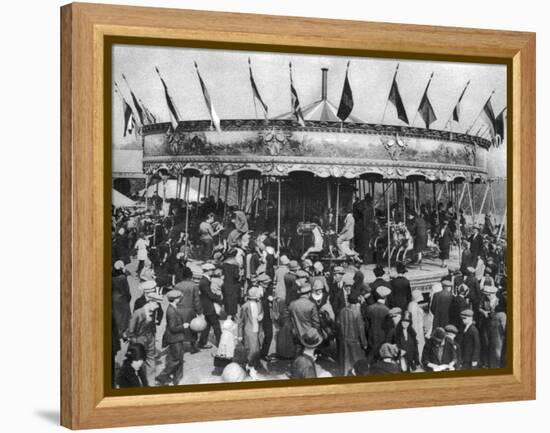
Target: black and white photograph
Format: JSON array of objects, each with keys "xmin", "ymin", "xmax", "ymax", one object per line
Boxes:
[{"xmin": 110, "ymin": 44, "xmax": 507, "ymax": 388}]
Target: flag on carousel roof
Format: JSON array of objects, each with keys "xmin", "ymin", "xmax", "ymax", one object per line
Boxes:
[
  {"xmin": 122, "ymin": 98, "xmax": 136, "ymax": 137},
  {"xmin": 480, "ymin": 92, "xmax": 498, "ymax": 141},
  {"xmin": 194, "ymin": 62, "xmax": 222, "ymax": 132},
  {"xmin": 122, "ymin": 73, "xmax": 146, "ymax": 125},
  {"xmin": 155, "ymin": 66, "xmax": 181, "ymax": 129},
  {"xmin": 452, "ymin": 80, "xmax": 471, "ymax": 123},
  {"xmin": 337, "ymin": 61, "xmax": 354, "ymax": 122},
  {"xmin": 289, "ymin": 62, "xmax": 306, "ymax": 127},
  {"xmin": 248, "ymin": 57, "xmax": 269, "ymax": 120},
  {"xmin": 140, "ymin": 99, "xmax": 157, "ymax": 124},
  {"xmin": 417, "ymin": 72, "xmax": 437, "ymax": 129},
  {"xmin": 494, "ymin": 107, "xmax": 506, "ymax": 147},
  {"xmin": 387, "ymin": 64, "xmax": 409, "ymax": 125}
]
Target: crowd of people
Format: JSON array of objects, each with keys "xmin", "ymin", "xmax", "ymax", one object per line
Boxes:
[{"xmin": 111, "ymin": 191, "xmax": 507, "ymax": 388}]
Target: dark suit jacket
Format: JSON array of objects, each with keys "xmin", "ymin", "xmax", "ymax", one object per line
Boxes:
[
  {"xmin": 115, "ymin": 363, "xmax": 148, "ymax": 388},
  {"xmin": 389, "ymin": 276, "xmax": 412, "ymax": 310},
  {"xmin": 421, "ymin": 338, "xmax": 459, "ymax": 371},
  {"xmin": 457, "ymin": 324, "xmax": 480, "ymax": 368},
  {"xmin": 198, "ymin": 276, "xmax": 222, "ymax": 316},
  {"xmin": 470, "ymin": 233, "xmax": 484, "ymax": 260},
  {"xmin": 175, "ymin": 279, "xmax": 203, "ymax": 321},
  {"xmin": 364, "ymin": 302, "xmax": 391, "ymax": 350},
  {"xmin": 162, "ymin": 304, "xmax": 187, "ymax": 345},
  {"xmin": 430, "ymin": 289, "xmax": 453, "ymax": 329}
]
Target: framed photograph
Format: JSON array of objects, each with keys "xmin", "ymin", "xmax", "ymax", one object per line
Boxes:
[{"xmin": 61, "ymin": 3, "xmax": 535, "ymax": 429}]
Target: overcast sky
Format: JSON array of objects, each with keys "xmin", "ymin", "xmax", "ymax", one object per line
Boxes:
[{"xmin": 112, "ymin": 44, "xmax": 507, "ymax": 175}]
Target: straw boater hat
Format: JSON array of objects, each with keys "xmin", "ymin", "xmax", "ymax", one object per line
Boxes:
[
  {"xmin": 140, "ymin": 280, "xmax": 157, "ymax": 294},
  {"xmin": 279, "ymin": 255, "xmax": 290, "ymax": 265},
  {"xmin": 113, "ymin": 260, "xmax": 125, "ymax": 271},
  {"xmin": 389, "ymin": 307, "xmax": 402, "ymax": 317},
  {"xmin": 376, "ymin": 285, "xmax": 391, "ymax": 298}
]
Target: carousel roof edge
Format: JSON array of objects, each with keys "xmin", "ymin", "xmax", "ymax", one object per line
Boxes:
[
  {"xmin": 143, "ymin": 156, "xmax": 488, "ymax": 183},
  {"xmin": 141, "ymin": 119, "xmax": 492, "ymax": 149}
]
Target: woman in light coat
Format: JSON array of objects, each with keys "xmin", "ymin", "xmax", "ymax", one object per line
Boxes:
[{"xmin": 408, "ymin": 289, "xmax": 426, "ymax": 356}]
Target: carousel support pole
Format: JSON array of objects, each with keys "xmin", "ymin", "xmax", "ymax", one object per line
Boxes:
[
  {"xmin": 196, "ymin": 176, "xmax": 202, "ymax": 215},
  {"xmin": 265, "ymin": 180, "xmax": 271, "ymax": 224},
  {"xmin": 386, "ymin": 181, "xmax": 392, "ymax": 272},
  {"xmin": 277, "ymin": 178, "xmax": 282, "ymax": 264},
  {"xmin": 477, "ymin": 183, "xmax": 491, "ymax": 224},
  {"xmin": 223, "ymin": 176, "xmax": 229, "ymax": 222},
  {"xmin": 255, "ymin": 178, "xmax": 261, "ymax": 217},
  {"xmin": 335, "ymin": 182, "xmax": 340, "ymax": 233},
  {"xmin": 467, "ymin": 182, "xmax": 475, "ymax": 227},
  {"xmin": 402, "ymin": 181, "xmax": 406, "ymax": 223},
  {"xmin": 184, "ymin": 175, "xmax": 190, "ymax": 250},
  {"xmin": 207, "ymin": 175, "xmax": 212, "ymax": 197},
  {"xmin": 216, "ymin": 176, "xmax": 222, "ymax": 207},
  {"xmin": 326, "ymin": 182, "xmax": 331, "ymax": 210},
  {"xmin": 489, "ymin": 180, "xmax": 497, "ymax": 215}
]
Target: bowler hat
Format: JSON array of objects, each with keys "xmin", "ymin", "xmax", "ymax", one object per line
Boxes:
[
  {"xmin": 300, "ymin": 328, "xmax": 323, "ymax": 348},
  {"xmin": 431, "ymin": 327, "xmax": 447, "ymax": 343}
]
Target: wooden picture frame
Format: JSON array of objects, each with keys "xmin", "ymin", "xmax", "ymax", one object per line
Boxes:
[{"xmin": 61, "ymin": 2, "xmax": 535, "ymax": 429}]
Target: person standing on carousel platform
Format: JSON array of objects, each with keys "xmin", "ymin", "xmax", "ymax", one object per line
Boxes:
[
  {"xmin": 337, "ymin": 207, "xmax": 361, "ymax": 262},
  {"xmin": 198, "ymin": 212, "xmax": 223, "ymax": 261}
]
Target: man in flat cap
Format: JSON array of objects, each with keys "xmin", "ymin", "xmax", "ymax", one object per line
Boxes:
[
  {"xmin": 364, "ymin": 285, "xmax": 392, "ymax": 363},
  {"xmin": 457, "ymin": 309, "xmax": 480, "ymax": 369},
  {"xmin": 156, "ymin": 290, "xmax": 189, "ymax": 386},
  {"xmin": 197, "ymin": 263, "xmax": 223, "ymax": 349},
  {"xmin": 288, "ymin": 283, "xmax": 321, "ymax": 354}
]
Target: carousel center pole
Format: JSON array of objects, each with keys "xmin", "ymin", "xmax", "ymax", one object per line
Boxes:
[
  {"xmin": 184, "ymin": 175, "xmax": 190, "ymax": 251},
  {"xmin": 277, "ymin": 178, "xmax": 282, "ymax": 265},
  {"xmin": 386, "ymin": 180, "xmax": 392, "ymax": 272}
]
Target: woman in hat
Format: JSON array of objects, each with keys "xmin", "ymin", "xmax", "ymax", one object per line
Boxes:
[
  {"xmin": 115, "ymin": 343, "xmax": 148, "ymax": 388},
  {"xmin": 369, "ymin": 343, "xmax": 401, "ymax": 375},
  {"xmin": 438, "ymin": 220, "xmax": 453, "ymax": 268},
  {"xmin": 421, "ymin": 327, "xmax": 459, "ymax": 372},
  {"xmin": 221, "ymin": 249, "xmax": 241, "ymax": 319},
  {"xmin": 386, "ymin": 311, "xmax": 420, "ymax": 371},
  {"xmin": 407, "ymin": 290, "xmax": 426, "ymax": 356},
  {"xmin": 240, "ymin": 286, "xmax": 264, "ymax": 374},
  {"xmin": 337, "ymin": 290, "xmax": 368, "ymax": 375}
]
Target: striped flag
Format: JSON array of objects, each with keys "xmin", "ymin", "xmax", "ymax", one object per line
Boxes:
[
  {"xmin": 337, "ymin": 61, "xmax": 354, "ymax": 121},
  {"xmin": 289, "ymin": 62, "xmax": 305, "ymax": 127},
  {"xmin": 155, "ymin": 67, "xmax": 180, "ymax": 129},
  {"xmin": 494, "ymin": 107, "xmax": 506, "ymax": 147},
  {"xmin": 248, "ymin": 58, "xmax": 268, "ymax": 120},
  {"xmin": 194, "ymin": 62, "xmax": 221, "ymax": 132},
  {"xmin": 417, "ymin": 72, "xmax": 437, "ymax": 129},
  {"xmin": 452, "ymin": 80, "xmax": 470, "ymax": 122},
  {"xmin": 480, "ymin": 94, "xmax": 497, "ymax": 137},
  {"xmin": 387, "ymin": 64, "xmax": 409, "ymax": 124}
]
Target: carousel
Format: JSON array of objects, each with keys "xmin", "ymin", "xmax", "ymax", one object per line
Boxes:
[{"xmin": 139, "ymin": 68, "xmax": 496, "ymax": 291}]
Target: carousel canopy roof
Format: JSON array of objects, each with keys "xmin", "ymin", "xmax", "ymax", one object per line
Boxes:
[
  {"xmin": 112, "ymin": 189, "xmax": 136, "ymax": 208},
  {"xmin": 273, "ymin": 98, "xmax": 363, "ymax": 123}
]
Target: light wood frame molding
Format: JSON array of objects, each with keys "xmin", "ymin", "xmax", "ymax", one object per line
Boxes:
[{"xmin": 61, "ymin": 2, "xmax": 535, "ymax": 429}]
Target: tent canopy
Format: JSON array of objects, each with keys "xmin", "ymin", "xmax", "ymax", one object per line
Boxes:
[{"xmin": 112, "ymin": 189, "xmax": 136, "ymax": 207}]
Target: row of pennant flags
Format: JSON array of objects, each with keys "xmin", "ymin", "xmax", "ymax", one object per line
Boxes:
[{"xmin": 115, "ymin": 59, "xmax": 506, "ymax": 147}]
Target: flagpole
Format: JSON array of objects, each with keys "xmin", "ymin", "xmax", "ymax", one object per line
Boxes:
[
  {"xmin": 380, "ymin": 63, "xmax": 399, "ymax": 124},
  {"xmin": 466, "ymin": 90, "xmax": 495, "ymax": 134},
  {"xmin": 412, "ymin": 72, "xmax": 434, "ymax": 127},
  {"xmin": 444, "ymin": 80, "xmax": 470, "ymax": 131},
  {"xmin": 248, "ymin": 58, "xmax": 259, "ymax": 119},
  {"xmin": 155, "ymin": 66, "xmax": 182, "ymax": 122}
]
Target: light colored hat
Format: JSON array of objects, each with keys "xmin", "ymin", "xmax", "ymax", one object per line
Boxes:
[
  {"xmin": 376, "ymin": 285, "xmax": 391, "ymax": 298},
  {"xmin": 147, "ymin": 293, "xmax": 163, "ymax": 303},
  {"xmin": 280, "ymin": 255, "xmax": 290, "ymax": 265},
  {"xmin": 256, "ymin": 273, "xmax": 272, "ymax": 284},
  {"xmin": 298, "ymin": 283, "xmax": 312, "ymax": 294},
  {"xmin": 289, "ymin": 260, "xmax": 300, "ymax": 271},
  {"xmin": 442, "ymin": 280, "xmax": 453, "ymax": 288},
  {"xmin": 483, "ymin": 285, "xmax": 498, "ymax": 294},
  {"xmin": 460, "ymin": 309, "xmax": 474, "ymax": 318},
  {"xmin": 466, "ymin": 266, "xmax": 476, "ymax": 274},
  {"xmin": 201, "ymin": 263, "xmax": 216, "ymax": 271},
  {"xmin": 303, "ymin": 259, "xmax": 313, "ymax": 268},
  {"xmin": 313, "ymin": 261, "xmax": 324, "ymax": 273},
  {"xmin": 333, "ymin": 266, "xmax": 345, "ymax": 274},
  {"xmin": 176, "ymin": 252, "xmax": 185, "ymax": 260},
  {"xmin": 140, "ymin": 280, "xmax": 157, "ymax": 293},
  {"xmin": 296, "ymin": 270, "xmax": 310, "ymax": 279},
  {"xmin": 379, "ymin": 343, "xmax": 399, "ymax": 359},
  {"xmin": 166, "ymin": 289, "xmax": 182, "ymax": 301},
  {"xmin": 247, "ymin": 286, "xmax": 263, "ymax": 300},
  {"xmin": 389, "ymin": 307, "xmax": 402, "ymax": 317},
  {"xmin": 265, "ymin": 246, "xmax": 275, "ymax": 255},
  {"xmin": 113, "ymin": 260, "xmax": 125, "ymax": 270},
  {"xmin": 342, "ymin": 273, "xmax": 355, "ymax": 286}
]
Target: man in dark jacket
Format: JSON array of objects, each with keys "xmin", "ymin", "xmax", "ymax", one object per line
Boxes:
[
  {"xmin": 469, "ymin": 226, "xmax": 484, "ymax": 262},
  {"xmin": 174, "ymin": 266, "xmax": 203, "ymax": 353},
  {"xmin": 457, "ymin": 309, "xmax": 481, "ymax": 369},
  {"xmin": 156, "ymin": 290, "xmax": 189, "ymax": 385},
  {"xmin": 284, "ymin": 261, "xmax": 300, "ymax": 306},
  {"xmin": 197, "ymin": 263, "xmax": 222, "ymax": 348},
  {"xmin": 389, "ymin": 262, "xmax": 412, "ymax": 310},
  {"xmin": 364, "ymin": 285, "xmax": 392, "ymax": 363},
  {"xmin": 422, "ymin": 327, "xmax": 460, "ymax": 371},
  {"xmin": 430, "ymin": 279, "xmax": 453, "ymax": 329}
]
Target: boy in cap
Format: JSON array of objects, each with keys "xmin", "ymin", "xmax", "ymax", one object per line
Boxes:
[
  {"xmin": 457, "ymin": 309, "xmax": 481, "ymax": 369},
  {"xmin": 156, "ymin": 290, "xmax": 190, "ymax": 386},
  {"xmin": 127, "ymin": 292, "xmax": 163, "ymax": 385}
]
